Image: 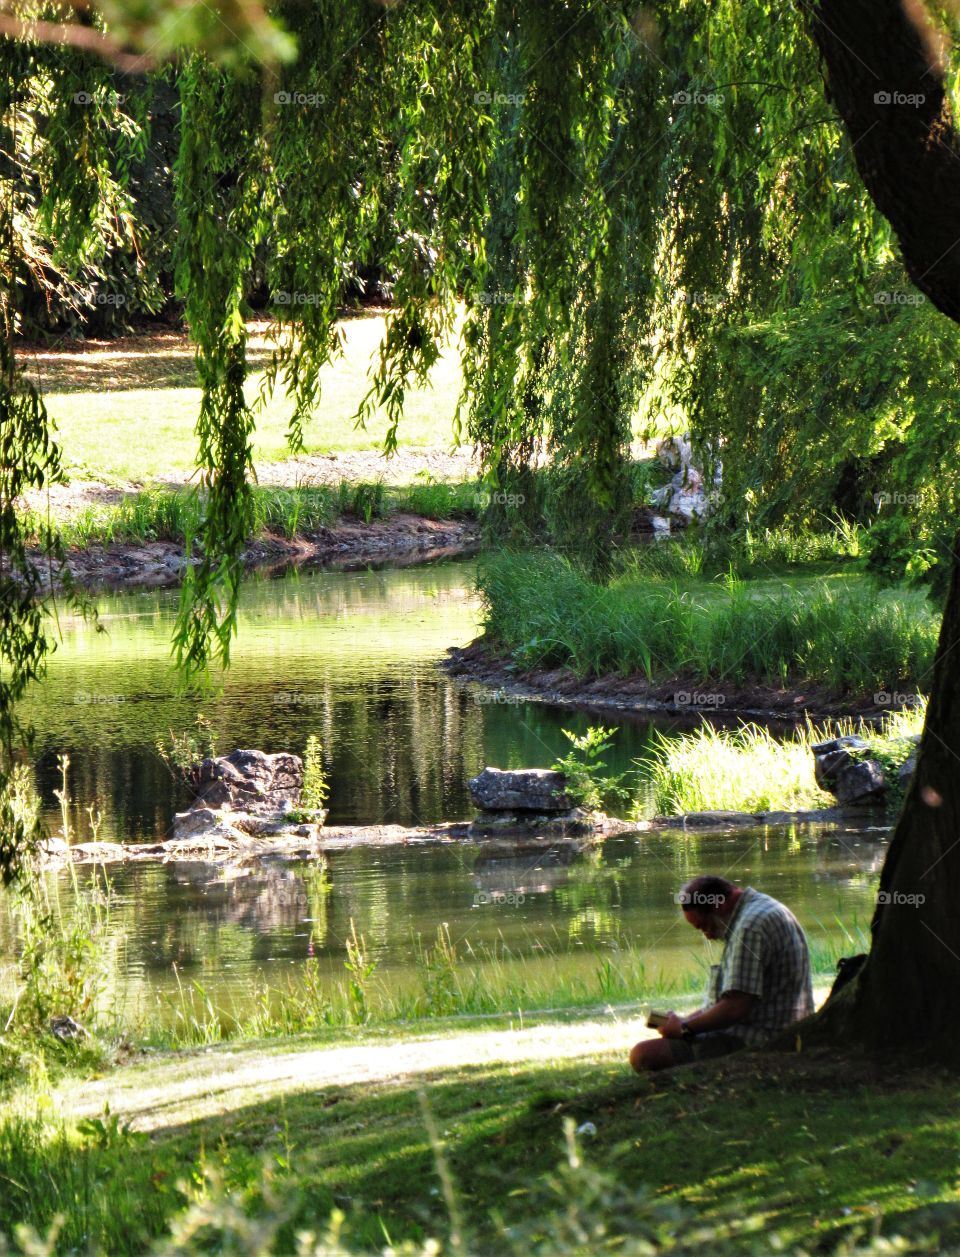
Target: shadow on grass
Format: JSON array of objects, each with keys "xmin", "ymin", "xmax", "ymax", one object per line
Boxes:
[
  {"xmin": 8, "ymin": 1048, "xmax": 960, "ymax": 1253},
  {"xmin": 17, "ymin": 331, "xmax": 277, "ymax": 394}
]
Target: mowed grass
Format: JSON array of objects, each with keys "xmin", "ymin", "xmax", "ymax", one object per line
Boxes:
[
  {"xmin": 22, "ymin": 315, "xmax": 466, "ymax": 481},
  {"xmin": 4, "ymin": 1030, "xmax": 960, "ymax": 1254}
]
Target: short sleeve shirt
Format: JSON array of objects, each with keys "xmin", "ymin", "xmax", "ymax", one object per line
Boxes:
[{"xmin": 705, "ymin": 887, "xmax": 814, "ymax": 1046}]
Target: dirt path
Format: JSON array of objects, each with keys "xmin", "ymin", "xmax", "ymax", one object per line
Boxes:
[
  {"xmin": 54, "ymin": 984, "xmax": 831, "ymax": 1133},
  {"xmin": 57, "ymin": 1014, "xmax": 640, "ymax": 1132}
]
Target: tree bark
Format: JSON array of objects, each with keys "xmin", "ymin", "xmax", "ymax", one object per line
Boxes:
[
  {"xmin": 804, "ymin": 0, "xmax": 960, "ymax": 1058},
  {"xmin": 809, "ymin": 0, "xmax": 960, "ymax": 321}
]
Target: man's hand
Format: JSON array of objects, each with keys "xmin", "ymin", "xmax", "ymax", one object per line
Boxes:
[{"xmin": 658, "ymin": 1012, "xmax": 687, "ymax": 1039}]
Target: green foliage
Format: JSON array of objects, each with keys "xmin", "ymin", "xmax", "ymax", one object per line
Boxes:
[
  {"xmin": 638, "ymin": 705, "xmax": 925, "ymax": 817},
  {"xmin": 343, "ymin": 920, "xmax": 377, "ymax": 1026},
  {"xmin": 155, "ymin": 714, "xmax": 217, "ymax": 788},
  {"xmin": 639, "ymin": 722, "xmax": 833, "ymax": 817},
  {"xmin": 552, "ymin": 725, "xmax": 634, "ymax": 812},
  {"xmin": 5, "ymin": 762, "xmax": 112, "ymax": 1035},
  {"xmin": 340, "ymin": 480, "xmax": 387, "ymax": 525},
  {"xmin": 21, "ymin": 480, "xmax": 479, "ymax": 550},
  {"xmin": 416, "ymin": 924, "xmax": 464, "ymax": 1018},
  {"xmin": 480, "ymin": 551, "xmax": 938, "ymax": 694},
  {"xmin": 5, "ymin": 0, "xmax": 960, "ymax": 881},
  {"xmin": 301, "ymin": 735, "xmax": 329, "ymax": 815}
]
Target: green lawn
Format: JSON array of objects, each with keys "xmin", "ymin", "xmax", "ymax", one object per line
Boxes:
[
  {"xmin": 30, "ymin": 314, "xmax": 466, "ymax": 482},
  {"xmin": 5, "ymin": 1019, "xmax": 960, "ymax": 1254}
]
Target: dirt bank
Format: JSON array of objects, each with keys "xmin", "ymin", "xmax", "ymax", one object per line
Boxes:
[
  {"xmin": 33, "ymin": 513, "xmax": 480, "ymax": 592},
  {"xmin": 445, "ymin": 640, "xmax": 896, "ymax": 724}
]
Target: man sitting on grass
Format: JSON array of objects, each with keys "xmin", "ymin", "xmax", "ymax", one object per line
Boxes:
[{"xmin": 629, "ymin": 875, "xmax": 814, "ymax": 1072}]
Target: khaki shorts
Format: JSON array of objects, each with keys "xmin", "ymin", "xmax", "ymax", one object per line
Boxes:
[{"xmin": 663, "ymin": 1031, "xmax": 744, "ymax": 1066}]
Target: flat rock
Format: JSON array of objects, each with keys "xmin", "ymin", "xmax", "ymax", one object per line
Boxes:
[
  {"xmin": 38, "ymin": 836, "xmax": 70, "ymax": 856},
  {"xmin": 469, "ymin": 808, "xmax": 595, "ymax": 837},
  {"xmin": 468, "ymin": 767, "xmax": 573, "ymax": 812},
  {"xmin": 69, "ymin": 842, "xmax": 126, "ymax": 860}
]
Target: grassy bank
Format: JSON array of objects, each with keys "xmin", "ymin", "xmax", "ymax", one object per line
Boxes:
[
  {"xmin": 638, "ymin": 705, "xmax": 924, "ymax": 816},
  {"xmin": 480, "ymin": 551, "xmax": 938, "ymax": 696},
  {"xmin": 2, "ymin": 1016, "xmax": 958, "ymax": 1254},
  {"xmin": 129, "ymin": 931, "xmax": 860, "ymax": 1053},
  {"xmin": 1, "ymin": 846, "xmax": 864, "ymax": 1058},
  {"xmin": 23, "ymin": 480, "xmax": 480, "ymax": 549}
]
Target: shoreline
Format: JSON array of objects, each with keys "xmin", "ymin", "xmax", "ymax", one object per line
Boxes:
[
  {"xmin": 445, "ymin": 639, "xmax": 905, "ymax": 724},
  {"xmin": 41, "ymin": 805, "xmax": 883, "ymax": 867},
  {"xmin": 32, "ymin": 513, "xmax": 481, "ymax": 592}
]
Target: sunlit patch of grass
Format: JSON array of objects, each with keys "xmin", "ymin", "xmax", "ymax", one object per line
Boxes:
[
  {"xmin": 638, "ymin": 722, "xmax": 833, "ymax": 816},
  {"xmin": 637, "ymin": 705, "xmax": 924, "ymax": 817},
  {"xmin": 31, "ymin": 315, "xmax": 465, "ymax": 481}
]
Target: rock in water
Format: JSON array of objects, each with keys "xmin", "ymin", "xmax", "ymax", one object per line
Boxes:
[
  {"xmin": 812, "ymin": 736, "xmax": 869, "ymax": 792},
  {"xmin": 811, "ymin": 736, "xmax": 886, "ymax": 804},
  {"xmin": 191, "ymin": 750, "xmax": 303, "ymax": 815},
  {"xmin": 468, "ymin": 768, "xmax": 573, "ymax": 813},
  {"xmin": 834, "ymin": 759, "xmax": 886, "ymax": 805},
  {"xmin": 171, "ymin": 749, "xmax": 308, "ymax": 844}
]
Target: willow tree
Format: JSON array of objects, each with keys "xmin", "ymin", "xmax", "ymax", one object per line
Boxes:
[{"xmin": 5, "ymin": 0, "xmax": 960, "ymax": 1071}]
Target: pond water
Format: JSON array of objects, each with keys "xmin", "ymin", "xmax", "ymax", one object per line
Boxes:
[
  {"xmin": 2, "ymin": 558, "xmax": 889, "ymax": 1023},
  {"xmin": 20, "ymin": 556, "xmax": 668, "ymax": 840}
]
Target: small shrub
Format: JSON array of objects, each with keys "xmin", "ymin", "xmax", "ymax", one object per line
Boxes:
[
  {"xmin": 552, "ymin": 725, "xmax": 634, "ymax": 812},
  {"xmin": 155, "ymin": 714, "xmax": 217, "ymax": 791},
  {"xmin": 302, "ymin": 735, "xmax": 329, "ymax": 813}
]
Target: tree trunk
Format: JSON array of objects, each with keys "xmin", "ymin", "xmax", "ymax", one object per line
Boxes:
[{"xmin": 803, "ymin": 0, "xmax": 960, "ymax": 1057}]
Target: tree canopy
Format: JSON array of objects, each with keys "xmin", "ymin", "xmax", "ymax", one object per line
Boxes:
[{"xmin": 4, "ymin": 0, "xmax": 960, "ymax": 913}]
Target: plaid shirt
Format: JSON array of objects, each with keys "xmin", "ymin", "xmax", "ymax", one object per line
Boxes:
[{"xmin": 705, "ymin": 887, "xmax": 814, "ymax": 1046}]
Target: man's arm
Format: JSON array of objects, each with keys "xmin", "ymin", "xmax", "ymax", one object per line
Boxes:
[{"xmin": 659, "ymin": 992, "xmax": 757, "ymax": 1038}]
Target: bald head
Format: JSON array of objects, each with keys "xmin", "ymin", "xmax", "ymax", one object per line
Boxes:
[{"xmin": 676, "ymin": 876, "xmax": 741, "ymax": 940}]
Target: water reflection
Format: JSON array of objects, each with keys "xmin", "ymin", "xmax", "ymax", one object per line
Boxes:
[
  {"xmin": 0, "ymin": 822, "xmax": 887, "ymax": 1020},
  {"xmin": 3, "ymin": 558, "xmax": 892, "ymax": 1020},
  {"xmin": 20, "ymin": 560, "xmax": 665, "ymax": 839}
]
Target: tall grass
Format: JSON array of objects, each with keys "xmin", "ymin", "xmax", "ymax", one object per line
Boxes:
[
  {"xmin": 23, "ymin": 480, "xmax": 482, "ymax": 549},
  {"xmin": 618, "ymin": 518, "xmax": 865, "ymax": 581},
  {"xmin": 638, "ymin": 723, "xmax": 833, "ymax": 816},
  {"xmin": 2, "ymin": 758, "xmax": 115, "ymax": 1041},
  {"xmin": 122, "ymin": 930, "xmax": 708, "ymax": 1051},
  {"xmin": 480, "ymin": 551, "xmax": 937, "ymax": 693},
  {"xmin": 114, "ymin": 912, "xmax": 865, "ymax": 1053},
  {"xmin": 637, "ymin": 705, "xmax": 925, "ymax": 816}
]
